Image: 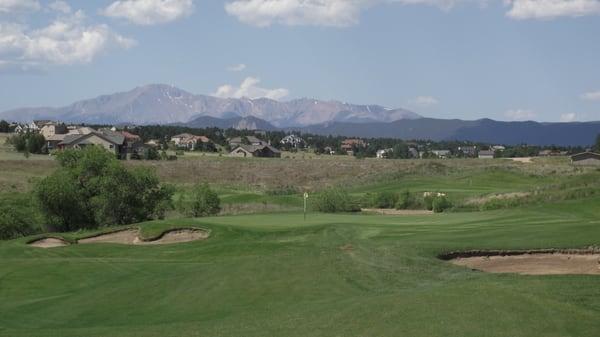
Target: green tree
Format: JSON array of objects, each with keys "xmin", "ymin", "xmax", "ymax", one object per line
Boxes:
[
  {"xmin": 35, "ymin": 147, "xmax": 174, "ymax": 231},
  {"xmin": 177, "ymin": 183, "xmax": 221, "ymax": 217},
  {"xmin": 0, "ymin": 120, "xmax": 9, "ymax": 133}
]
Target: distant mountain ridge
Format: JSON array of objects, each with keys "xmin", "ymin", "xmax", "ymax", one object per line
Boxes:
[
  {"xmin": 0, "ymin": 84, "xmax": 420, "ymax": 127},
  {"xmin": 1, "ymin": 84, "xmax": 598, "ymax": 146}
]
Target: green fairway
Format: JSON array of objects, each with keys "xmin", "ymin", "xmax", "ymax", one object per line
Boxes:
[{"xmin": 2, "ymin": 198, "xmax": 600, "ymax": 337}]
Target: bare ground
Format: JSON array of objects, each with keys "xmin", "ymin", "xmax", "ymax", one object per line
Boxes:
[
  {"xmin": 28, "ymin": 237, "xmax": 69, "ymax": 248},
  {"xmin": 450, "ymin": 253, "xmax": 600, "ymax": 275}
]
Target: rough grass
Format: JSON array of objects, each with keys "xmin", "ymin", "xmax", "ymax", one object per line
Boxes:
[{"xmin": 2, "ymin": 198, "xmax": 600, "ymax": 337}]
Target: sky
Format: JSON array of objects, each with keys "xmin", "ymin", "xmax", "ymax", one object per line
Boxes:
[{"xmin": 0, "ymin": 0, "xmax": 600, "ymax": 122}]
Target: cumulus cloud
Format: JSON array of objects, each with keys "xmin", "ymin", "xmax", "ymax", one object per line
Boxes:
[
  {"xmin": 581, "ymin": 90, "xmax": 600, "ymax": 101},
  {"xmin": 0, "ymin": 10, "xmax": 135, "ymax": 67},
  {"xmin": 409, "ymin": 95, "xmax": 439, "ymax": 107},
  {"xmin": 49, "ymin": 1, "xmax": 72, "ymax": 14},
  {"xmin": 0, "ymin": 0, "xmax": 40, "ymax": 13},
  {"xmin": 560, "ymin": 112, "xmax": 577, "ymax": 122},
  {"xmin": 224, "ymin": 0, "xmax": 485, "ymax": 27},
  {"xmin": 227, "ymin": 63, "xmax": 247, "ymax": 71},
  {"xmin": 103, "ymin": 0, "xmax": 194, "ymax": 25},
  {"xmin": 506, "ymin": 0, "xmax": 600, "ymax": 20},
  {"xmin": 504, "ymin": 108, "xmax": 536, "ymax": 120},
  {"xmin": 213, "ymin": 77, "xmax": 289, "ymax": 100}
]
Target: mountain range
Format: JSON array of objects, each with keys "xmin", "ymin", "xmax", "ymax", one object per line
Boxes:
[
  {"xmin": 1, "ymin": 84, "xmax": 599, "ymax": 146},
  {"xmin": 0, "ymin": 84, "xmax": 419, "ymax": 127}
]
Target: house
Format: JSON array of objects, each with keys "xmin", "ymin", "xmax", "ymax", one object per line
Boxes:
[
  {"xmin": 58, "ymin": 131, "xmax": 125, "ymax": 157},
  {"xmin": 570, "ymin": 152, "xmax": 600, "ymax": 166},
  {"xmin": 171, "ymin": 133, "xmax": 195, "ymax": 146},
  {"xmin": 29, "ymin": 120, "xmax": 52, "ymax": 132},
  {"xmin": 478, "ymin": 150, "xmax": 495, "ymax": 159},
  {"xmin": 492, "ymin": 145, "xmax": 506, "ymax": 151},
  {"xmin": 280, "ymin": 134, "xmax": 305, "ymax": 148},
  {"xmin": 229, "ymin": 136, "xmax": 266, "ymax": 148},
  {"xmin": 408, "ymin": 147, "xmax": 420, "ymax": 159},
  {"xmin": 171, "ymin": 133, "xmax": 212, "ymax": 150},
  {"xmin": 45, "ymin": 134, "xmax": 68, "ymax": 151},
  {"xmin": 40, "ymin": 122, "xmax": 67, "ymax": 139},
  {"xmin": 376, "ymin": 148, "xmax": 393, "ymax": 159},
  {"xmin": 341, "ymin": 139, "xmax": 366, "ymax": 155},
  {"xmin": 432, "ymin": 150, "xmax": 451, "ymax": 159},
  {"xmin": 229, "ymin": 144, "xmax": 281, "ymax": 158},
  {"xmin": 145, "ymin": 139, "xmax": 161, "ymax": 147},
  {"xmin": 459, "ymin": 146, "xmax": 477, "ymax": 157},
  {"xmin": 323, "ymin": 146, "xmax": 335, "ymax": 155}
]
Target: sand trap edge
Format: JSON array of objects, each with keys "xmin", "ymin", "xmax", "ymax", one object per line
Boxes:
[
  {"xmin": 135, "ymin": 227, "xmax": 211, "ymax": 245},
  {"xmin": 438, "ymin": 248, "xmax": 600, "ymax": 261},
  {"xmin": 27, "ymin": 237, "xmax": 71, "ymax": 248}
]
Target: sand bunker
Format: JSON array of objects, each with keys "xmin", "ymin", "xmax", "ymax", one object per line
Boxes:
[
  {"xmin": 78, "ymin": 228, "xmax": 209, "ymax": 246},
  {"xmin": 28, "ymin": 237, "xmax": 70, "ymax": 248},
  {"xmin": 442, "ymin": 250, "xmax": 600, "ymax": 275},
  {"xmin": 361, "ymin": 208, "xmax": 434, "ymax": 216}
]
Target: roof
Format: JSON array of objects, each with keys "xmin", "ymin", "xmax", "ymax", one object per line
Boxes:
[
  {"xmin": 59, "ymin": 131, "xmax": 124, "ymax": 146},
  {"xmin": 479, "ymin": 150, "xmax": 495, "ymax": 156},
  {"xmin": 571, "ymin": 152, "xmax": 600, "ymax": 161},
  {"xmin": 120, "ymin": 131, "xmax": 141, "ymax": 140},
  {"xmin": 172, "ymin": 133, "xmax": 195, "ymax": 139},
  {"xmin": 229, "ymin": 136, "xmax": 264, "ymax": 144},
  {"xmin": 232, "ymin": 144, "xmax": 280, "ymax": 154}
]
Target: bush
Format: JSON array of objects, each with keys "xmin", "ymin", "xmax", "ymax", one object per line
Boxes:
[
  {"xmin": 265, "ymin": 185, "xmax": 300, "ymax": 196},
  {"xmin": 432, "ymin": 195, "xmax": 452, "ymax": 213},
  {"xmin": 35, "ymin": 147, "xmax": 174, "ymax": 231},
  {"xmin": 177, "ymin": 183, "xmax": 221, "ymax": 217},
  {"xmin": 395, "ymin": 190, "xmax": 418, "ymax": 210},
  {"xmin": 313, "ymin": 188, "xmax": 359, "ymax": 213},
  {"xmin": 372, "ymin": 191, "xmax": 398, "ymax": 209},
  {"xmin": 9, "ymin": 132, "xmax": 46, "ymax": 154},
  {"xmin": 0, "ymin": 194, "xmax": 40, "ymax": 240}
]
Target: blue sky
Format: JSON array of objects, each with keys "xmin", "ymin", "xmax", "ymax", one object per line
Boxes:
[{"xmin": 1, "ymin": 0, "xmax": 600, "ymax": 122}]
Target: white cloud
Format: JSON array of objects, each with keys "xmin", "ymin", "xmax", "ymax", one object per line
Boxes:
[
  {"xmin": 225, "ymin": 0, "xmax": 374, "ymax": 27},
  {"xmin": 0, "ymin": 0, "xmax": 40, "ymax": 13},
  {"xmin": 506, "ymin": 0, "xmax": 600, "ymax": 20},
  {"xmin": 224, "ymin": 0, "xmax": 483, "ymax": 27},
  {"xmin": 504, "ymin": 108, "xmax": 536, "ymax": 120},
  {"xmin": 49, "ymin": 1, "xmax": 72, "ymax": 14},
  {"xmin": 581, "ymin": 90, "xmax": 600, "ymax": 101},
  {"xmin": 410, "ymin": 95, "xmax": 439, "ymax": 107},
  {"xmin": 227, "ymin": 63, "xmax": 247, "ymax": 72},
  {"xmin": 103, "ymin": 0, "xmax": 194, "ymax": 25},
  {"xmin": 560, "ymin": 112, "xmax": 577, "ymax": 122},
  {"xmin": 213, "ymin": 77, "xmax": 289, "ymax": 100},
  {"xmin": 0, "ymin": 10, "xmax": 135, "ymax": 66}
]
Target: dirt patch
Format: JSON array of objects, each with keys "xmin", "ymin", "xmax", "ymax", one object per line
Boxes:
[
  {"xmin": 361, "ymin": 208, "xmax": 434, "ymax": 215},
  {"xmin": 78, "ymin": 228, "xmax": 209, "ymax": 246},
  {"xmin": 28, "ymin": 237, "xmax": 69, "ymax": 248},
  {"xmin": 441, "ymin": 249, "xmax": 600, "ymax": 275}
]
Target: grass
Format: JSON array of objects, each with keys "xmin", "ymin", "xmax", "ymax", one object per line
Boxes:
[{"xmin": 1, "ymin": 198, "xmax": 600, "ymax": 337}]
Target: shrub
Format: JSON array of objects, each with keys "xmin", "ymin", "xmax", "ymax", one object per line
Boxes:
[
  {"xmin": 35, "ymin": 147, "xmax": 174, "ymax": 231},
  {"xmin": 372, "ymin": 191, "xmax": 398, "ymax": 209},
  {"xmin": 313, "ymin": 188, "xmax": 358, "ymax": 213},
  {"xmin": 266, "ymin": 185, "xmax": 300, "ymax": 196},
  {"xmin": 177, "ymin": 183, "xmax": 221, "ymax": 217},
  {"xmin": 395, "ymin": 190, "xmax": 417, "ymax": 210},
  {"xmin": 8, "ymin": 132, "xmax": 46, "ymax": 154},
  {"xmin": 432, "ymin": 195, "xmax": 452, "ymax": 213},
  {"xmin": 0, "ymin": 194, "xmax": 40, "ymax": 240}
]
